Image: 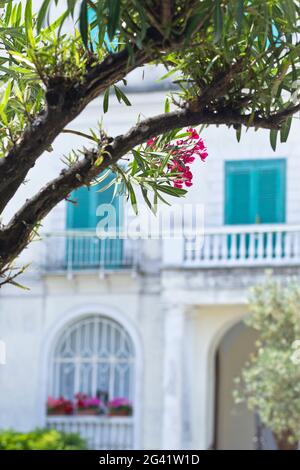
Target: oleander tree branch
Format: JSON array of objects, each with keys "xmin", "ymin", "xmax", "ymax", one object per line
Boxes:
[
  {"xmin": 0, "ymin": 45, "xmax": 154, "ymax": 215},
  {"xmin": 1, "ymin": 100, "xmax": 299, "ymax": 271},
  {"xmin": 161, "ymin": 0, "xmax": 172, "ymax": 28}
]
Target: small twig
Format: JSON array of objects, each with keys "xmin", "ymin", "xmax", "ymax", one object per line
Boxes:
[
  {"xmin": 62, "ymin": 129, "xmax": 98, "ymax": 142},
  {"xmin": 0, "ymin": 264, "xmax": 30, "ymax": 289}
]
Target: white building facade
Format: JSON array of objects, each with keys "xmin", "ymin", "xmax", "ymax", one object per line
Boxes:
[{"xmin": 1, "ymin": 4, "xmax": 300, "ymax": 447}]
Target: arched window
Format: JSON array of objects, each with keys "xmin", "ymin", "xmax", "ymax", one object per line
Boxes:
[{"xmin": 50, "ymin": 315, "xmax": 135, "ymax": 404}]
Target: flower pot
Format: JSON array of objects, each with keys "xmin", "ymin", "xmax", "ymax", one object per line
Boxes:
[
  {"xmin": 108, "ymin": 409, "xmax": 132, "ymax": 417},
  {"xmin": 76, "ymin": 408, "xmax": 99, "ymax": 416},
  {"xmin": 47, "ymin": 409, "xmax": 72, "ymax": 416}
]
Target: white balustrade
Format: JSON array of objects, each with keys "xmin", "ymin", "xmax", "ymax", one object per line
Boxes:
[
  {"xmin": 183, "ymin": 224, "xmax": 300, "ymax": 267},
  {"xmin": 46, "ymin": 416, "xmax": 134, "ymax": 450},
  {"xmin": 41, "ymin": 231, "xmax": 139, "ymax": 274}
]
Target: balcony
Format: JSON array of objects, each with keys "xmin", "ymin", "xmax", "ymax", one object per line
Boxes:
[
  {"xmin": 40, "ymin": 225, "xmax": 300, "ymax": 275},
  {"xmin": 41, "ymin": 231, "xmax": 139, "ymax": 275},
  {"xmin": 183, "ymin": 224, "xmax": 300, "ymax": 268},
  {"xmin": 46, "ymin": 416, "xmax": 134, "ymax": 450}
]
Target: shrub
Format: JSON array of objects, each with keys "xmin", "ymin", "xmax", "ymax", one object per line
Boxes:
[
  {"xmin": 234, "ymin": 275, "xmax": 300, "ymax": 450},
  {"xmin": 0, "ymin": 428, "xmax": 86, "ymax": 450}
]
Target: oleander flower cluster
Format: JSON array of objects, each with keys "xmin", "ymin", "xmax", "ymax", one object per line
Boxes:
[{"xmin": 147, "ymin": 127, "xmax": 208, "ymax": 189}]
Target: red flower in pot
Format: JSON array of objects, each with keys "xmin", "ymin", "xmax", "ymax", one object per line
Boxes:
[
  {"xmin": 47, "ymin": 396, "xmax": 74, "ymax": 415},
  {"xmin": 107, "ymin": 397, "xmax": 133, "ymax": 417},
  {"xmin": 75, "ymin": 393, "xmax": 102, "ymax": 415}
]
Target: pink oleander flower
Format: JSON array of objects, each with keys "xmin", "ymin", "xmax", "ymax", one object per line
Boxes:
[
  {"xmin": 146, "ymin": 137, "xmax": 157, "ymax": 147},
  {"xmin": 187, "ymin": 127, "xmax": 200, "ymax": 140},
  {"xmin": 168, "ymin": 128, "xmax": 208, "ymax": 187}
]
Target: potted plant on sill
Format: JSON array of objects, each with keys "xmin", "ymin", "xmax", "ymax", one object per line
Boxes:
[
  {"xmin": 47, "ymin": 396, "xmax": 74, "ymax": 416},
  {"xmin": 107, "ymin": 398, "xmax": 133, "ymax": 417},
  {"xmin": 75, "ymin": 393, "xmax": 101, "ymax": 416}
]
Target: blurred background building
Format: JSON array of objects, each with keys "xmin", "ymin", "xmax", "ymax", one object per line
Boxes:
[{"xmin": 1, "ymin": 0, "xmax": 300, "ymax": 451}]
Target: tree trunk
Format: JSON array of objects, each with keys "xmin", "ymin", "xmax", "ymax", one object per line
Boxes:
[{"xmin": 275, "ymin": 431, "xmax": 298, "ymax": 450}]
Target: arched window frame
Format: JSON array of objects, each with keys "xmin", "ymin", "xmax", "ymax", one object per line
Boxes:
[
  {"xmin": 51, "ymin": 314, "xmax": 135, "ymax": 401},
  {"xmin": 39, "ymin": 305, "xmax": 143, "ymax": 448}
]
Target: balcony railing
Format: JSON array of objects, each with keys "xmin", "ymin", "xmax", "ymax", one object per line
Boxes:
[
  {"xmin": 41, "ymin": 231, "xmax": 139, "ymax": 275},
  {"xmin": 184, "ymin": 224, "xmax": 300, "ymax": 267},
  {"xmin": 46, "ymin": 416, "xmax": 134, "ymax": 450}
]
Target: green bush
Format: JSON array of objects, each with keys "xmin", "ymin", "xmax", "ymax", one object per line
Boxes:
[{"xmin": 0, "ymin": 428, "xmax": 86, "ymax": 450}]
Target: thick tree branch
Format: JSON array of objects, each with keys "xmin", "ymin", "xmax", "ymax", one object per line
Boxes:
[
  {"xmin": 0, "ymin": 101, "xmax": 299, "ymax": 270},
  {"xmin": 0, "ymin": 45, "xmax": 154, "ymax": 216},
  {"xmin": 161, "ymin": 1, "xmax": 172, "ymax": 27}
]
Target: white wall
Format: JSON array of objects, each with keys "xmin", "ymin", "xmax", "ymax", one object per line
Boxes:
[{"xmin": 201, "ymin": 120, "xmax": 300, "ymax": 226}]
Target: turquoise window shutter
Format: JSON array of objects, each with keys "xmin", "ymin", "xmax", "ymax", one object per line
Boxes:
[
  {"xmin": 225, "ymin": 165, "xmax": 252, "ymax": 225},
  {"xmin": 225, "ymin": 159, "xmax": 286, "ymax": 225},
  {"xmin": 225, "ymin": 159, "xmax": 286, "ymax": 259},
  {"xmin": 66, "ymin": 172, "xmax": 123, "ymax": 269},
  {"xmin": 67, "ymin": 186, "xmax": 96, "ymax": 229},
  {"xmin": 255, "ymin": 160, "xmax": 286, "ymax": 224}
]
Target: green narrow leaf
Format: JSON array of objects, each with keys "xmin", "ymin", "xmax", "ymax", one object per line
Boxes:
[
  {"xmin": 67, "ymin": 0, "xmax": 77, "ymax": 17},
  {"xmin": 141, "ymin": 187, "xmax": 154, "ymax": 213},
  {"xmin": 132, "ymin": 149, "xmax": 146, "ymax": 171},
  {"xmin": 270, "ymin": 129, "xmax": 278, "ymax": 151},
  {"xmin": 97, "ymin": 178, "xmax": 117, "ymax": 193},
  {"xmin": 281, "ymin": 0, "xmax": 297, "ymax": 27},
  {"xmin": 164, "ymin": 97, "xmax": 170, "ymax": 113},
  {"xmin": 158, "ymin": 68, "xmax": 178, "ymax": 81},
  {"xmin": 280, "ymin": 117, "xmax": 292, "ymax": 143},
  {"xmin": 185, "ymin": 13, "xmax": 202, "ymax": 41},
  {"xmin": 213, "ymin": 0, "xmax": 223, "ymax": 43},
  {"xmin": 4, "ymin": 0, "xmax": 12, "ymax": 23},
  {"xmin": 127, "ymin": 181, "xmax": 138, "ymax": 215},
  {"xmin": 37, "ymin": 0, "xmax": 51, "ymax": 33},
  {"xmin": 103, "ymin": 87, "xmax": 110, "ymax": 113},
  {"xmin": 16, "ymin": 2, "xmax": 22, "ymax": 26},
  {"xmin": 0, "ymin": 80, "xmax": 12, "ymax": 110},
  {"xmin": 10, "ymin": 280, "xmax": 30, "ymax": 291},
  {"xmin": 114, "ymin": 85, "xmax": 131, "ymax": 106},
  {"xmin": 236, "ymin": 0, "xmax": 244, "ymax": 31},
  {"xmin": 106, "ymin": 0, "xmax": 121, "ymax": 41},
  {"xmin": 151, "ymin": 188, "xmax": 171, "ymax": 207},
  {"xmin": 79, "ymin": 0, "xmax": 89, "ymax": 49},
  {"xmin": 25, "ymin": 0, "xmax": 35, "ymax": 47},
  {"xmin": 156, "ymin": 184, "xmax": 187, "ymax": 197}
]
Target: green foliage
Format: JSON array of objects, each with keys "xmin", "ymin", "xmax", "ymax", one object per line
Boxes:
[
  {"xmin": 0, "ymin": 3, "xmax": 76, "ymax": 157},
  {"xmin": 161, "ymin": 0, "xmax": 300, "ymax": 150},
  {"xmin": 234, "ymin": 275, "xmax": 300, "ymax": 444},
  {"xmin": 0, "ymin": 428, "xmax": 86, "ymax": 450},
  {"xmin": 0, "ymin": 0, "xmax": 299, "ymax": 161}
]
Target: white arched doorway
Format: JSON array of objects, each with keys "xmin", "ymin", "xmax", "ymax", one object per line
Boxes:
[
  {"xmin": 214, "ymin": 321, "xmax": 257, "ymax": 449},
  {"xmin": 40, "ymin": 305, "xmax": 143, "ymax": 450}
]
